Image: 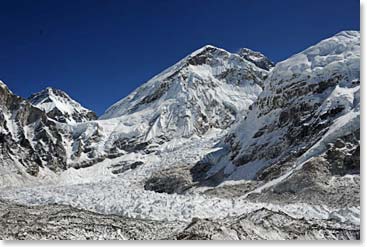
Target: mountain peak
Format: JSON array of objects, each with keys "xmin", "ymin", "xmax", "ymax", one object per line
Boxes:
[
  {"xmin": 183, "ymin": 45, "xmax": 231, "ymax": 66},
  {"xmin": 237, "ymin": 48, "xmax": 274, "ymax": 71},
  {"xmin": 99, "ymin": 44, "xmax": 267, "ymax": 143},
  {"xmin": 100, "ymin": 44, "xmax": 266, "ymax": 120},
  {"xmin": 45, "ymin": 86, "xmax": 57, "ymax": 93},
  {"xmin": 28, "ymin": 87, "xmax": 97, "ymax": 124},
  {"xmin": 189, "ymin": 44, "xmax": 223, "ymax": 55}
]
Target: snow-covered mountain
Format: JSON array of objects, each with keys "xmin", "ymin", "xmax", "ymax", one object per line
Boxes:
[
  {"xmin": 0, "ymin": 31, "xmax": 360, "ymax": 240},
  {"xmin": 0, "ymin": 82, "xmax": 68, "ymax": 187},
  {"xmin": 196, "ymin": 31, "xmax": 360, "ymax": 207},
  {"xmin": 66, "ymin": 45, "xmax": 269, "ymax": 165},
  {"xmin": 28, "ymin": 87, "xmax": 97, "ymax": 124},
  {"xmin": 100, "ymin": 45, "xmax": 267, "ymax": 136}
]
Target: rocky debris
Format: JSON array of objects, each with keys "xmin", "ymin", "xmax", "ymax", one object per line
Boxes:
[
  {"xmin": 144, "ymin": 166, "xmax": 194, "ymax": 194},
  {"xmin": 325, "ymin": 130, "xmax": 360, "ymax": 176},
  {"xmin": 171, "ymin": 208, "xmax": 359, "ymax": 240},
  {"xmin": 112, "ymin": 137, "xmax": 150, "ymax": 153},
  {"xmin": 200, "ymin": 180, "xmax": 261, "ymax": 198},
  {"xmin": 0, "ymin": 200, "xmax": 186, "ymax": 240},
  {"xmin": 111, "ymin": 161, "xmax": 144, "ymax": 174},
  {"xmin": 249, "ymin": 161, "xmax": 360, "ymax": 208},
  {"xmin": 0, "ymin": 200, "xmax": 359, "ymax": 240},
  {"xmin": 246, "ymin": 130, "xmax": 360, "ymax": 208},
  {"xmin": 28, "ymin": 87, "xmax": 97, "ymax": 124},
  {"xmin": 70, "ymin": 152, "xmax": 123, "ymax": 170}
]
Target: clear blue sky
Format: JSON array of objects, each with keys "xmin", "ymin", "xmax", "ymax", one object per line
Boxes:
[{"xmin": 0, "ymin": 0, "xmax": 359, "ymax": 115}]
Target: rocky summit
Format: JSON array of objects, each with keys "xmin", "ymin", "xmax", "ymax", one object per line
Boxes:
[{"xmin": 0, "ymin": 31, "xmax": 360, "ymax": 240}]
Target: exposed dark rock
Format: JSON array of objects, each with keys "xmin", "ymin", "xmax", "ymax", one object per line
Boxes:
[
  {"xmin": 237, "ymin": 48, "xmax": 274, "ymax": 71},
  {"xmin": 0, "ymin": 200, "xmax": 358, "ymax": 240},
  {"xmin": 170, "ymin": 208, "xmax": 359, "ymax": 240},
  {"xmin": 144, "ymin": 166, "xmax": 194, "ymax": 194},
  {"xmin": 0, "ymin": 83, "xmax": 67, "ymax": 175},
  {"xmin": 248, "ymin": 137, "xmax": 360, "ymax": 208},
  {"xmin": 113, "ymin": 138, "xmax": 150, "ymax": 153},
  {"xmin": 111, "ymin": 161, "xmax": 144, "ymax": 174},
  {"xmin": 0, "ymin": 200, "xmax": 185, "ymax": 240}
]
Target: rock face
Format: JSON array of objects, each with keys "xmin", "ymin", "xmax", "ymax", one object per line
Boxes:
[
  {"xmin": 238, "ymin": 48, "xmax": 274, "ymax": 71},
  {"xmin": 28, "ymin": 87, "xmax": 97, "ymax": 124},
  {"xmin": 0, "ymin": 82, "xmax": 68, "ymax": 187},
  {"xmin": 144, "ymin": 165, "xmax": 194, "ymax": 194}
]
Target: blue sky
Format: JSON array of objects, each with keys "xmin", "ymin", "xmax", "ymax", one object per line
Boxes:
[{"xmin": 0, "ymin": 0, "xmax": 359, "ymax": 115}]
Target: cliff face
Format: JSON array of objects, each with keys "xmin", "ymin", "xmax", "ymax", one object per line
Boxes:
[{"xmin": 0, "ymin": 82, "xmax": 68, "ymax": 187}]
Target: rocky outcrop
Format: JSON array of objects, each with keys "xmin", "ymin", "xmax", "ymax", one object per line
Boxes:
[
  {"xmin": 238, "ymin": 48, "xmax": 274, "ymax": 71},
  {"xmin": 0, "ymin": 82, "xmax": 67, "ymax": 182}
]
